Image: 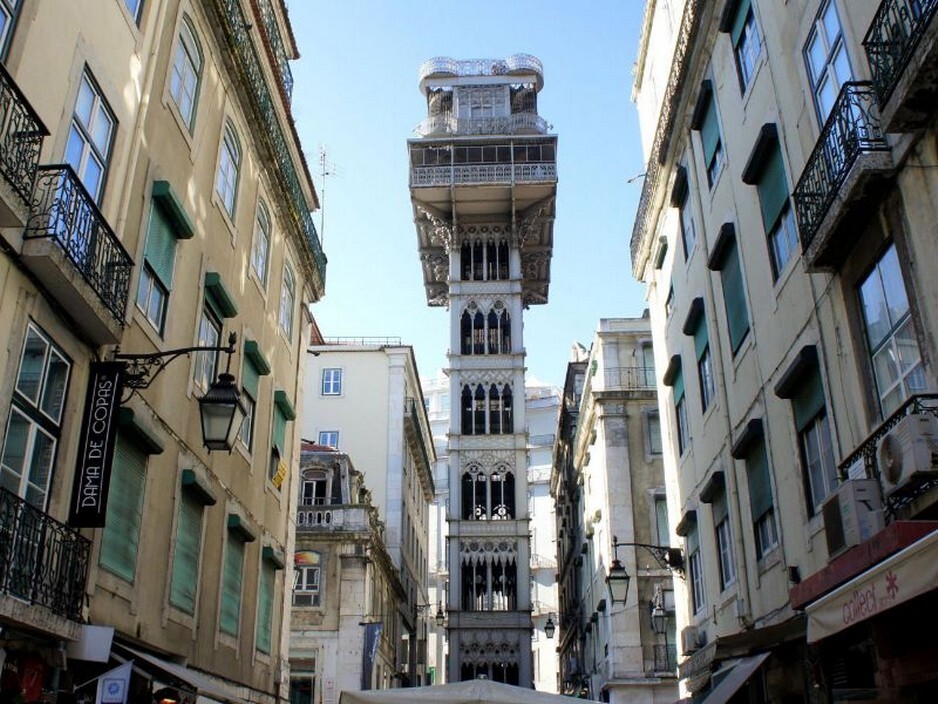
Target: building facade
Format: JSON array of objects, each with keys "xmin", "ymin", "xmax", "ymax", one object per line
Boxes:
[
  {"xmin": 631, "ymin": 0, "xmax": 938, "ymax": 700},
  {"xmin": 0, "ymin": 1, "xmax": 325, "ymax": 704},
  {"xmin": 408, "ymin": 55, "xmax": 558, "ymax": 685},
  {"xmin": 301, "ymin": 341, "xmax": 436, "ymax": 688},
  {"xmin": 551, "ymin": 319, "xmax": 676, "ymax": 704}
]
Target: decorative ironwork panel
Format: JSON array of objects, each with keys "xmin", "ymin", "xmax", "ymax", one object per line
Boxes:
[
  {"xmin": 0, "ymin": 64, "xmax": 47, "ymax": 204},
  {"xmin": 411, "ymin": 163, "xmax": 556, "ymax": 188},
  {"xmin": 792, "ymin": 82, "xmax": 890, "ymax": 252},
  {"xmin": 863, "ymin": 0, "xmax": 938, "ymax": 106},
  {"xmin": 0, "ymin": 488, "xmax": 90, "ymax": 621},
  {"xmin": 416, "ymin": 114, "xmax": 550, "ymax": 137},
  {"xmin": 418, "ymin": 55, "xmax": 543, "ymax": 83},
  {"xmin": 25, "ymin": 165, "xmax": 133, "ymax": 324},
  {"xmin": 255, "ymin": 0, "xmax": 293, "ymax": 100}
]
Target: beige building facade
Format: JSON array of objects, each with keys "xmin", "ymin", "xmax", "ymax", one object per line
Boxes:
[
  {"xmin": 0, "ymin": 1, "xmax": 325, "ymax": 703},
  {"xmin": 631, "ymin": 0, "xmax": 938, "ymax": 700}
]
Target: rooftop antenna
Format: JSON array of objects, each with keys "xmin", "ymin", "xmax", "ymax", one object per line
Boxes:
[{"xmin": 319, "ymin": 145, "xmax": 339, "ymax": 249}]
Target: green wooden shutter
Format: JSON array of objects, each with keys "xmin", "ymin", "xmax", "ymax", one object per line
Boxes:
[
  {"xmin": 256, "ymin": 563, "xmax": 274, "ymax": 653},
  {"xmin": 731, "ymin": 0, "xmax": 752, "ymax": 46},
  {"xmin": 712, "ymin": 489, "xmax": 728, "ymax": 524},
  {"xmin": 757, "ymin": 146, "xmax": 789, "ymax": 232},
  {"xmin": 169, "ymin": 491, "xmax": 202, "ymax": 613},
  {"xmin": 99, "ymin": 435, "xmax": 147, "ymax": 582},
  {"xmin": 242, "ymin": 358, "xmax": 260, "ymax": 399},
  {"xmin": 673, "ymin": 366, "xmax": 685, "ymax": 402},
  {"xmin": 700, "ymin": 99, "xmax": 721, "ymax": 166},
  {"xmin": 792, "ymin": 365, "xmax": 826, "ymax": 430},
  {"xmin": 746, "ymin": 438, "xmax": 774, "ymax": 520},
  {"xmin": 221, "ymin": 536, "xmax": 244, "ymax": 635},
  {"xmin": 693, "ymin": 317, "xmax": 709, "ymax": 360},
  {"xmin": 273, "ymin": 406, "xmax": 287, "ymax": 452},
  {"xmin": 144, "ymin": 204, "xmax": 178, "ymax": 289},
  {"xmin": 721, "ymin": 240, "xmax": 750, "ymax": 353}
]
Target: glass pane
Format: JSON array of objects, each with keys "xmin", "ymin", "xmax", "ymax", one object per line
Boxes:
[
  {"xmin": 879, "ymin": 245, "xmax": 909, "ymax": 324},
  {"xmin": 1, "ymin": 409, "xmax": 30, "ymax": 481},
  {"xmin": 832, "ymin": 45, "xmax": 852, "ymax": 85},
  {"xmin": 817, "ymin": 75, "xmax": 836, "ymax": 118},
  {"xmin": 91, "ymin": 107, "xmax": 113, "ymax": 156},
  {"xmin": 25, "ymin": 427, "xmax": 55, "ymax": 508},
  {"xmin": 64, "ymin": 127, "xmax": 86, "ymax": 172},
  {"xmin": 872, "ymin": 345, "xmax": 900, "ymax": 393},
  {"xmin": 82, "ymin": 156, "xmax": 103, "ymax": 201},
  {"xmin": 860, "ymin": 262, "xmax": 890, "ymax": 348},
  {"xmin": 16, "ymin": 329, "xmax": 47, "ymax": 404},
  {"xmin": 40, "ymin": 349, "xmax": 69, "ymax": 423},
  {"xmin": 807, "ymin": 34, "xmax": 826, "ymax": 82},
  {"xmin": 822, "ymin": 1, "xmax": 841, "ymax": 47},
  {"xmin": 75, "ymin": 77, "xmax": 95, "ymax": 126},
  {"xmin": 895, "ymin": 319, "xmax": 925, "ymax": 390}
]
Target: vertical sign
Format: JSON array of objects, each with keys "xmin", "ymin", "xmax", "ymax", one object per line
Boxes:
[
  {"xmin": 68, "ymin": 362, "xmax": 124, "ymax": 527},
  {"xmin": 360, "ymin": 622, "xmax": 383, "ymax": 690}
]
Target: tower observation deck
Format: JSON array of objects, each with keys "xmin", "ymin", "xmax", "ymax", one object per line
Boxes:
[{"xmin": 408, "ymin": 54, "xmax": 557, "ymax": 685}]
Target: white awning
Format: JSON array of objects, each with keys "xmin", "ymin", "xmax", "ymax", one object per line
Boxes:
[
  {"xmin": 805, "ymin": 527, "xmax": 938, "ymax": 643},
  {"xmin": 700, "ymin": 652, "xmax": 770, "ymax": 704}
]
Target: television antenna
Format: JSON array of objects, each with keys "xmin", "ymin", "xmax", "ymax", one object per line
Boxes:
[{"xmin": 318, "ymin": 145, "xmax": 340, "ymax": 249}]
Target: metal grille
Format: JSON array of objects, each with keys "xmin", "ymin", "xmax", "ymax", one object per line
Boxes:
[
  {"xmin": 863, "ymin": 0, "xmax": 938, "ymax": 106},
  {"xmin": 0, "ymin": 63, "xmax": 47, "ymax": 204}
]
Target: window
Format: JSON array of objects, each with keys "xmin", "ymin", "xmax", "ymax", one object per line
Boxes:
[
  {"xmin": 687, "ymin": 527, "xmax": 705, "ymax": 615},
  {"xmin": 729, "ymin": 0, "xmax": 762, "ymax": 89},
  {"xmin": 647, "ymin": 411, "xmax": 663, "ymax": 455},
  {"xmin": 0, "ymin": 0, "xmax": 20, "ymax": 56},
  {"xmin": 654, "ymin": 494, "xmax": 670, "ymax": 545},
  {"xmin": 256, "ymin": 562, "xmax": 275, "ymax": 653},
  {"xmin": 712, "ymin": 491, "xmax": 737, "ymax": 590},
  {"xmin": 301, "ymin": 472, "xmax": 329, "ymax": 506},
  {"xmin": 670, "ymin": 364, "xmax": 690, "ymax": 456},
  {"xmin": 665, "ymin": 285, "xmax": 674, "ymax": 318},
  {"xmin": 318, "ymin": 431, "xmax": 338, "ymax": 449},
  {"xmin": 169, "ymin": 489, "xmax": 205, "ymax": 614},
  {"xmin": 293, "ymin": 551, "xmax": 322, "ymax": 606},
  {"xmin": 748, "ymin": 139, "xmax": 796, "ymax": 279},
  {"xmin": 0, "ymin": 325, "xmax": 70, "ymax": 509},
  {"xmin": 65, "ymin": 70, "xmax": 115, "ymax": 203},
  {"xmin": 460, "ymin": 240, "xmax": 509, "ymax": 281},
  {"xmin": 239, "ymin": 342, "xmax": 269, "ymax": 453},
  {"xmin": 123, "ymin": 0, "xmax": 143, "ymax": 22},
  {"xmin": 193, "ymin": 305, "xmax": 221, "ymax": 392},
  {"xmin": 169, "ymin": 17, "xmax": 201, "ymax": 129},
  {"xmin": 460, "ymin": 302, "xmax": 511, "ymax": 355},
  {"xmin": 216, "ymin": 121, "xmax": 241, "ymax": 216},
  {"xmin": 711, "ymin": 231, "xmax": 750, "ymax": 354},
  {"xmin": 279, "ymin": 263, "xmax": 296, "ymax": 337},
  {"xmin": 221, "ymin": 530, "xmax": 246, "ymax": 636},
  {"xmin": 461, "ymin": 383, "xmax": 513, "ymax": 435},
  {"xmin": 680, "ymin": 200, "xmax": 697, "ymax": 258},
  {"xmin": 744, "ymin": 436, "xmax": 778, "ymax": 559},
  {"xmin": 785, "ymin": 363, "xmax": 837, "ymax": 513},
  {"xmin": 290, "ymin": 674, "xmax": 316, "ymax": 704},
  {"xmin": 321, "ymin": 368, "xmax": 343, "ymax": 396},
  {"xmin": 251, "ymin": 202, "xmax": 271, "ymax": 285},
  {"xmin": 804, "ymin": 0, "xmax": 852, "ymax": 122},
  {"xmin": 858, "ymin": 244, "xmax": 925, "ymax": 416},
  {"xmin": 690, "ymin": 310, "xmax": 715, "ymax": 412},
  {"xmin": 99, "ymin": 434, "xmax": 147, "ymax": 582},
  {"xmin": 461, "ymin": 557, "xmax": 517, "ymax": 611},
  {"xmin": 692, "ymin": 84, "xmax": 723, "ymax": 188},
  {"xmin": 239, "ymin": 393, "xmax": 255, "ymax": 450},
  {"xmin": 461, "ymin": 466, "xmax": 515, "ymax": 520}
]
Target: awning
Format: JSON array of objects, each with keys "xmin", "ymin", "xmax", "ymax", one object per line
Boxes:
[
  {"xmin": 113, "ymin": 644, "xmax": 250, "ymax": 704},
  {"xmin": 700, "ymin": 652, "xmax": 770, "ymax": 704},
  {"xmin": 806, "ymin": 527, "xmax": 938, "ymax": 643}
]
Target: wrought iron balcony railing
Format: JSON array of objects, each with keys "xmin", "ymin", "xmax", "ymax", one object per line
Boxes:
[
  {"xmin": 24, "ymin": 165, "xmax": 133, "ymax": 324},
  {"xmin": 411, "ymin": 162, "xmax": 557, "ymax": 188},
  {"xmin": 863, "ymin": 0, "xmax": 938, "ymax": 106},
  {"xmin": 256, "ymin": 0, "xmax": 293, "ymax": 101},
  {"xmin": 415, "ymin": 113, "xmax": 551, "ymax": 138},
  {"xmin": 215, "ymin": 0, "xmax": 325, "ymax": 291},
  {"xmin": 0, "ymin": 63, "xmax": 48, "ymax": 204},
  {"xmin": 602, "ymin": 366, "xmax": 656, "ymax": 391},
  {"xmin": 646, "ymin": 643, "xmax": 678, "ymax": 674},
  {"xmin": 0, "ymin": 488, "xmax": 90, "ymax": 621},
  {"xmin": 792, "ymin": 82, "xmax": 890, "ymax": 252}
]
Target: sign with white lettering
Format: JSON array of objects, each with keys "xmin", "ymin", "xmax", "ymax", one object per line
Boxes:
[{"xmin": 68, "ymin": 362, "xmax": 124, "ymax": 527}]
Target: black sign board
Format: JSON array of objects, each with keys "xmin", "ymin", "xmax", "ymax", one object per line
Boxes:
[{"xmin": 68, "ymin": 362, "xmax": 124, "ymax": 527}]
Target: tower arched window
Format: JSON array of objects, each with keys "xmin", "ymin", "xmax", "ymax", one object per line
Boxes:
[
  {"xmin": 490, "ymin": 470, "xmax": 515, "ymax": 519},
  {"xmin": 473, "ymin": 311, "xmax": 485, "ymax": 354},
  {"xmin": 460, "ymin": 239, "xmax": 509, "ymax": 281},
  {"xmin": 461, "ymin": 466, "xmax": 488, "ymax": 520},
  {"xmin": 473, "ymin": 384, "xmax": 486, "ymax": 434},
  {"xmin": 489, "ymin": 384, "xmax": 503, "ymax": 435},
  {"xmin": 501, "ymin": 384, "xmax": 513, "ymax": 434},
  {"xmin": 460, "ymin": 557, "xmax": 517, "ymax": 611}
]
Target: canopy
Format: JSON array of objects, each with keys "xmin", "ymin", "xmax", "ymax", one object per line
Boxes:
[{"xmin": 340, "ymin": 679, "xmax": 585, "ymax": 704}]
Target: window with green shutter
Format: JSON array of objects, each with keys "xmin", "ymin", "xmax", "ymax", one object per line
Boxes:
[
  {"xmin": 256, "ymin": 562, "xmax": 274, "ymax": 653},
  {"xmin": 710, "ymin": 228, "xmax": 751, "ymax": 354},
  {"xmin": 99, "ymin": 434, "xmax": 147, "ymax": 582},
  {"xmin": 169, "ymin": 490, "xmax": 203, "ymax": 613},
  {"xmin": 745, "ymin": 437, "xmax": 778, "ymax": 558},
  {"xmin": 221, "ymin": 534, "xmax": 245, "ymax": 636},
  {"xmin": 691, "ymin": 82, "xmax": 723, "ymax": 187}
]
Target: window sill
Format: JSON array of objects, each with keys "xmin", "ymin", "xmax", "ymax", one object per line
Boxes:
[
  {"xmin": 757, "ymin": 545, "xmax": 781, "ymax": 575},
  {"xmin": 165, "ymin": 603, "xmax": 196, "ymax": 631}
]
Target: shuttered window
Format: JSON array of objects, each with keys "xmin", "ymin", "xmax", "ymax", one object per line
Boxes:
[
  {"xmin": 144, "ymin": 204, "xmax": 177, "ymax": 289},
  {"xmin": 756, "ymin": 146, "xmax": 789, "ymax": 233},
  {"xmin": 99, "ymin": 434, "xmax": 147, "ymax": 582},
  {"xmin": 256, "ymin": 563, "xmax": 274, "ymax": 653},
  {"xmin": 169, "ymin": 490, "xmax": 203, "ymax": 613},
  {"xmin": 220, "ymin": 534, "xmax": 245, "ymax": 636},
  {"xmin": 720, "ymin": 240, "xmax": 750, "ymax": 353}
]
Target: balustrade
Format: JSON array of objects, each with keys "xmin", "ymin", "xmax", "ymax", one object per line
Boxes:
[
  {"xmin": 864, "ymin": 0, "xmax": 938, "ymax": 105},
  {"xmin": 0, "ymin": 63, "xmax": 47, "ymax": 205}
]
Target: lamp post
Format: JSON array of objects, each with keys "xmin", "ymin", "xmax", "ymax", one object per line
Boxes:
[
  {"xmin": 435, "ymin": 602, "xmax": 445, "ymax": 627},
  {"xmin": 605, "ymin": 535, "xmax": 684, "ymax": 606},
  {"xmin": 544, "ymin": 614, "xmax": 556, "ymax": 639},
  {"xmin": 113, "ymin": 332, "xmax": 246, "ymax": 452}
]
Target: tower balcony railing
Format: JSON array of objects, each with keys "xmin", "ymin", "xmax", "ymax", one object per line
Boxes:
[
  {"xmin": 411, "ymin": 162, "xmax": 557, "ymax": 188},
  {"xmin": 256, "ymin": 0, "xmax": 294, "ymax": 101},
  {"xmin": 415, "ymin": 113, "xmax": 550, "ymax": 137},
  {"xmin": 863, "ymin": 0, "xmax": 938, "ymax": 122},
  {"xmin": 213, "ymin": 0, "xmax": 325, "ymax": 295},
  {"xmin": 418, "ymin": 55, "xmax": 543, "ymax": 83},
  {"xmin": 0, "ymin": 488, "xmax": 90, "ymax": 622},
  {"xmin": 792, "ymin": 82, "xmax": 891, "ymax": 265},
  {"xmin": 601, "ymin": 366, "xmax": 656, "ymax": 391},
  {"xmin": 0, "ymin": 63, "xmax": 48, "ymax": 215},
  {"xmin": 24, "ymin": 165, "xmax": 133, "ymax": 327}
]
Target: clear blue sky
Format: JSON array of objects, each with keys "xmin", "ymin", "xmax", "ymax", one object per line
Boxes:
[{"xmin": 287, "ymin": 1, "xmax": 648, "ymax": 388}]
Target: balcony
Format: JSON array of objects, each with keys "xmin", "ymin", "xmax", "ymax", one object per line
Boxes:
[
  {"xmin": 415, "ymin": 113, "xmax": 550, "ymax": 138},
  {"xmin": 211, "ymin": 0, "xmax": 325, "ymax": 298},
  {"xmin": 644, "ymin": 643, "xmax": 678, "ymax": 675},
  {"xmin": 792, "ymin": 82, "xmax": 893, "ymax": 270},
  {"xmin": 256, "ymin": 0, "xmax": 293, "ymax": 102},
  {"xmin": 863, "ymin": 0, "xmax": 938, "ymax": 131},
  {"xmin": 22, "ymin": 165, "xmax": 132, "ymax": 344},
  {"xmin": 0, "ymin": 63, "xmax": 47, "ymax": 228},
  {"xmin": 411, "ymin": 162, "xmax": 557, "ymax": 189},
  {"xmin": 0, "ymin": 488, "xmax": 90, "ymax": 624},
  {"xmin": 600, "ymin": 366, "xmax": 656, "ymax": 392},
  {"xmin": 296, "ymin": 504, "xmax": 372, "ymax": 531}
]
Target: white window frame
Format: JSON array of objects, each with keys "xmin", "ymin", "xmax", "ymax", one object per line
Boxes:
[
  {"xmin": 689, "ymin": 549, "xmax": 706, "ymax": 615},
  {"xmin": 293, "ymin": 564, "xmax": 321, "ymax": 606},
  {"xmin": 279, "ymin": 262, "xmax": 296, "ymax": 337},
  {"xmin": 169, "ymin": 16, "xmax": 201, "ymax": 129},
  {"xmin": 734, "ymin": 4, "xmax": 763, "ymax": 89},
  {"xmin": 317, "ymin": 430, "xmax": 339, "ymax": 448},
  {"xmin": 800, "ymin": 410, "xmax": 838, "ymax": 512},
  {"xmin": 215, "ymin": 121, "xmax": 241, "ymax": 217},
  {"xmin": 251, "ymin": 201, "xmax": 272, "ymax": 286},
  {"xmin": 715, "ymin": 516, "xmax": 737, "ymax": 590},
  {"xmin": 321, "ymin": 368, "xmax": 342, "ymax": 396}
]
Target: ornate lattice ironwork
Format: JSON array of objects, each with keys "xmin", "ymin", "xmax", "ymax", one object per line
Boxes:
[
  {"xmin": 411, "ymin": 163, "xmax": 557, "ymax": 188},
  {"xmin": 254, "ymin": 0, "xmax": 293, "ymax": 100},
  {"xmin": 792, "ymin": 82, "xmax": 890, "ymax": 252},
  {"xmin": 25, "ymin": 165, "xmax": 133, "ymax": 324},
  {"xmin": 418, "ymin": 55, "xmax": 543, "ymax": 83},
  {"xmin": 837, "ymin": 393, "xmax": 938, "ymax": 520},
  {"xmin": 629, "ymin": 0, "xmax": 705, "ymax": 276},
  {"xmin": 213, "ymin": 0, "xmax": 326, "ymax": 293},
  {"xmin": 863, "ymin": 0, "xmax": 938, "ymax": 106},
  {"xmin": 416, "ymin": 113, "xmax": 551, "ymax": 137},
  {"xmin": 0, "ymin": 488, "xmax": 90, "ymax": 621},
  {"xmin": 0, "ymin": 63, "xmax": 48, "ymax": 204}
]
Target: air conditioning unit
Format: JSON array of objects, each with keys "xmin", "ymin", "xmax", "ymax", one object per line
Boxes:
[
  {"xmin": 680, "ymin": 626, "xmax": 701, "ymax": 655},
  {"xmin": 821, "ymin": 479, "xmax": 885, "ymax": 561},
  {"xmin": 877, "ymin": 414, "xmax": 938, "ymax": 496}
]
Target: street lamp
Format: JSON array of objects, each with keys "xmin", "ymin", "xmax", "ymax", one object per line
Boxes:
[
  {"xmin": 113, "ymin": 332, "xmax": 245, "ymax": 452},
  {"xmin": 544, "ymin": 614, "xmax": 556, "ymax": 639},
  {"xmin": 606, "ymin": 535, "xmax": 684, "ymax": 606},
  {"xmin": 435, "ymin": 603, "xmax": 445, "ymax": 627},
  {"xmin": 650, "ymin": 601, "xmax": 668, "ymax": 635}
]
